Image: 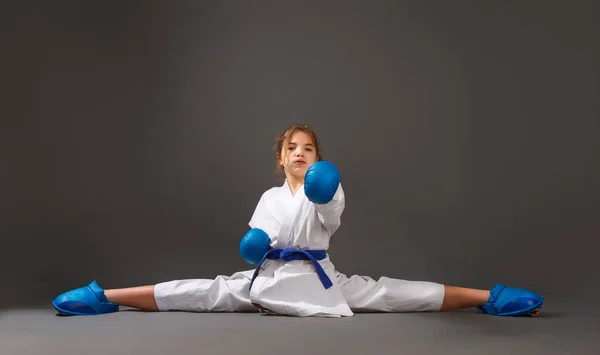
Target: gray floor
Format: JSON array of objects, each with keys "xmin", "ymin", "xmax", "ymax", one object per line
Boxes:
[{"xmin": 1, "ymin": 302, "xmax": 598, "ymax": 355}]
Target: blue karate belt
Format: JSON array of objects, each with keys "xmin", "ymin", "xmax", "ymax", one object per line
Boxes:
[{"xmin": 249, "ymin": 248, "xmax": 333, "ymax": 291}]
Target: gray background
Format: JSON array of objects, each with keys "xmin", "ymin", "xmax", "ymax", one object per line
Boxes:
[{"xmin": 1, "ymin": 0, "xmax": 598, "ymax": 310}]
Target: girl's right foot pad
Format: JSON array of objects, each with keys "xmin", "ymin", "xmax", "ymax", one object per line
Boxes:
[
  {"xmin": 477, "ymin": 283, "xmax": 544, "ymax": 317},
  {"xmin": 52, "ymin": 281, "xmax": 119, "ymax": 316}
]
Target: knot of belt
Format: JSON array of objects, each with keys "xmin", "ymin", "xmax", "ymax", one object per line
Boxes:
[{"xmin": 249, "ymin": 248, "xmax": 332, "ymax": 291}]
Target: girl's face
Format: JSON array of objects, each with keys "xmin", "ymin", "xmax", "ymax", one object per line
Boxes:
[{"xmin": 279, "ymin": 130, "xmax": 318, "ymax": 181}]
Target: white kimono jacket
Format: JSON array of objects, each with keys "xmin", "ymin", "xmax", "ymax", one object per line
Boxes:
[{"xmin": 247, "ymin": 180, "xmax": 354, "ymax": 317}]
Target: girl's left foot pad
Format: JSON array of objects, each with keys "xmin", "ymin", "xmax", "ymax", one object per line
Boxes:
[
  {"xmin": 477, "ymin": 283, "xmax": 544, "ymax": 317},
  {"xmin": 52, "ymin": 281, "xmax": 119, "ymax": 316}
]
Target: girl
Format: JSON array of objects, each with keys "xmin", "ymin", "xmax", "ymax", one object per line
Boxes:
[{"xmin": 52, "ymin": 124, "xmax": 543, "ymax": 317}]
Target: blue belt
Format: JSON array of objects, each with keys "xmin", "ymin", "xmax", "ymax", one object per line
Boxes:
[{"xmin": 249, "ymin": 248, "xmax": 333, "ymax": 291}]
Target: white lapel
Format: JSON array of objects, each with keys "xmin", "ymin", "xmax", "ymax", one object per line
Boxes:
[{"xmin": 277, "ymin": 180, "xmax": 308, "ymax": 246}]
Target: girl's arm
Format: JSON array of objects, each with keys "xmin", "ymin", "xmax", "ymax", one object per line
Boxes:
[{"xmin": 313, "ymin": 183, "xmax": 345, "ymax": 235}]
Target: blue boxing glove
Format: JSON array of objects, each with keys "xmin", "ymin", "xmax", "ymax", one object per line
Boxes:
[
  {"xmin": 239, "ymin": 228, "xmax": 271, "ymax": 264},
  {"xmin": 304, "ymin": 161, "xmax": 340, "ymax": 204}
]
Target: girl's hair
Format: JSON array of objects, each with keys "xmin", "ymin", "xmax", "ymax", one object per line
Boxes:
[{"xmin": 274, "ymin": 124, "xmax": 322, "ymax": 180}]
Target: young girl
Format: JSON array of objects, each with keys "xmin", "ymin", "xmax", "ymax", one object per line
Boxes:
[{"xmin": 52, "ymin": 124, "xmax": 543, "ymax": 317}]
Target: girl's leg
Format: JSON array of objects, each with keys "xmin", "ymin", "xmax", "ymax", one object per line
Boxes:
[
  {"xmin": 52, "ymin": 270, "xmax": 258, "ymax": 315},
  {"xmin": 104, "ymin": 285, "xmax": 158, "ymax": 311},
  {"xmin": 151, "ymin": 270, "xmax": 257, "ymax": 313},
  {"xmin": 439, "ymin": 285, "xmax": 490, "ymax": 311},
  {"xmin": 336, "ymin": 272, "xmax": 446, "ymax": 313},
  {"xmin": 439, "ymin": 285, "xmax": 544, "ymax": 317},
  {"xmin": 336, "ymin": 271, "xmax": 542, "ymax": 316}
]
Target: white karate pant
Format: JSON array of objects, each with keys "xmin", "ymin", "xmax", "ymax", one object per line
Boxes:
[{"xmin": 153, "ymin": 269, "xmax": 445, "ymax": 314}]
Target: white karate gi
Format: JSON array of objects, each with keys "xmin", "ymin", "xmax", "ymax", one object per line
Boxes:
[{"xmin": 154, "ymin": 181, "xmax": 445, "ymax": 317}]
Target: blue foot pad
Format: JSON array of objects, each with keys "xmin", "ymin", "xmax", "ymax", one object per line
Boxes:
[
  {"xmin": 478, "ymin": 284, "xmax": 544, "ymax": 316},
  {"xmin": 52, "ymin": 281, "xmax": 119, "ymax": 316}
]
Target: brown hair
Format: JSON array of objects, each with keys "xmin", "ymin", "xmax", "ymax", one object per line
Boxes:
[{"xmin": 274, "ymin": 124, "xmax": 322, "ymax": 179}]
